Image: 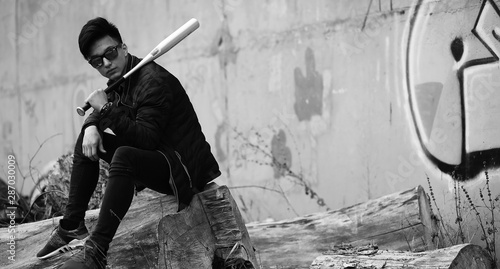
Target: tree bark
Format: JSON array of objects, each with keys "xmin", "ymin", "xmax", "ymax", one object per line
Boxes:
[
  {"xmin": 1, "ymin": 189, "xmax": 172, "ymax": 269},
  {"xmin": 246, "ymin": 185, "xmax": 439, "ymax": 269},
  {"xmin": 1, "ymin": 184, "xmax": 258, "ymax": 269},
  {"xmin": 0, "ymin": 185, "xmax": 447, "ymax": 269},
  {"xmin": 158, "ymin": 183, "xmax": 259, "ymax": 269},
  {"xmin": 310, "ymin": 243, "xmax": 494, "ymax": 269}
]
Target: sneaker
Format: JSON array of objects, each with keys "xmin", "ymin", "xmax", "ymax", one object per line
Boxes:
[
  {"xmin": 37, "ymin": 221, "xmax": 89, "ymax": 260},
  {"xmin": 60, "ymin": 239, "xmax": 107, "ymax": 269}
]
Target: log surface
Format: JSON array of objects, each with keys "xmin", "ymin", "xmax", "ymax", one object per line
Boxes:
[
  {"xmin": 246, "ymin": 185, "xmax": 439, "ymax": 269},
  {"xmin": 1, "ymin": 185, "xmax": 441, "ymax": 269},
  {"xmin": 158, "ymin": 184, "xmax": 259, "ymax": 269},
  {"xmin": 1, "ymin": 189, "xmax": 175, "ymax": 269},
  {"xmin": 310, "ymin": 243, "xmax": 493, "ymax": 269},
  {"xmin": 1, "ymin": 184, "xmax": 257, "ymax": 269}
]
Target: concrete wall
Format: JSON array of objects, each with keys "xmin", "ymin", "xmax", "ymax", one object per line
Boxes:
[{"xmin": 1, "ymin": 0, "xmax": 500, "ymax": 252}]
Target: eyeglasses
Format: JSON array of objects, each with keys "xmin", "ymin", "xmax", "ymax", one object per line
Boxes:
[{"xmin": 88, "ymin": 44, "xmax": 121, "ymax": 68}]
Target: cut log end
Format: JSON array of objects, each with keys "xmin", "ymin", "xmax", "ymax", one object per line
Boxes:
[{"xmin": 158, "ymin": 183, "xmax": 260, "ymax": 269}]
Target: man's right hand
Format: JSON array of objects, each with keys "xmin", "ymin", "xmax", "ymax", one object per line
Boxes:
[{"xmin": 82, "ymin": 125, "xmax": 107, "ymax": 161}]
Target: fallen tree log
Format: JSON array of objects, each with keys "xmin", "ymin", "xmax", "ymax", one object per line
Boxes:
[
  {"xmin": 158, "ymin": 184, "xmax": 259, "ymax": 268},
  {"xmin": 1, "ymin": 188, "xmax": 170, "ymax": 269},
  {"xmin": 1, "ymin": 183, "xmax": 441, "ymax": 268},
  {"xmin": 246, "ymin": 185, "xmax": 439, "ymax": 269},
  {"xmin": 0, "ymin": 183, "xmax": 257, "ymax": 269},
  {"xmin": 310, "ymin": 243, "xmax": 494, "ymax": 269}
]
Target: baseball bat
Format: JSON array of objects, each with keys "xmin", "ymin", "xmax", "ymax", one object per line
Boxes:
[{"xmin": 76, "ymin": 18, "xmax": 200, "ymax": 116}]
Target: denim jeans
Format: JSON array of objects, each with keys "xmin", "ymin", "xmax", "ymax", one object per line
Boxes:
[{"xmin": 63, "ymin": 130, "xmax": 181, "ymax": 251}]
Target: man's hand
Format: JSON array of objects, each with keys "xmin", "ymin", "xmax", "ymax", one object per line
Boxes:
[
  {"xmin": 83, "ymin": 126, "xmax": 107, "ymax": 161},
  {"xmin": 85, "ymin": 88, "xmax": 108, "ymax": 112}
]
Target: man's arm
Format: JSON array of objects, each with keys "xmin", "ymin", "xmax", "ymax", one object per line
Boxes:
[
  {"xmin": 81, "ymin": 88, "xmax": 111, "ymax": 131},
  {"xmin": 80, "ymin": 88, "xmax": 111, "ymax": 160},
  {"xmin": 81, "ymin": 125, "xmax": 106, "ymax": 161},
  {"xmin": 82, "ymin": 110, "xmax": 100, "ymax": 131},
  {"xmin": 101, "ymin": 79, "xmax": 173, "ymax": 150}
]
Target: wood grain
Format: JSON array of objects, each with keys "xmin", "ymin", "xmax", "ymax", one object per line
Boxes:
[
  {"xmin": 246, "ymin": 186, "xmax": 439, "ymax": 268},
  {"xmin": 1, "ymin": 189, "xmax": 173, "ymax": 269},
  {"xmin": 310, "ymin": 243, "xmax": 493, "ymax": 269},
  {"xmin": 158, "ymin": 184, "xmax": 259, "ymax": 269}
]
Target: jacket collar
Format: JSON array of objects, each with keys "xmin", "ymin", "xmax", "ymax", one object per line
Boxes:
[{"xmin": 106, "ymin": 54, "xmax": 140, "ymax": 92}]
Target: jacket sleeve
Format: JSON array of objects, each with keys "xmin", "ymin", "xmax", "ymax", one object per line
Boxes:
[
  {"xmin": 82, "ymin": 110, "xmax": 100, "ymax": 131},
  {"xmin": 102, "ymin": 77, "xmax": 172, "ymax": 150},
  {"xmin": 81, "ymin": 91, "xmax": 119, "ymax": 131}
]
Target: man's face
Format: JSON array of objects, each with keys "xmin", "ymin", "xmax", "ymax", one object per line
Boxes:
[{"xmin": 87, "ymin": 35, "xmax": 128, "ymax": 81}]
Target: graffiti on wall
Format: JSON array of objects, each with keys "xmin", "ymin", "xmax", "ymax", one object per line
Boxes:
[
  {"xmin": 294, "ymin": 47, "xmax": 324, "ymax": 121},
  {"xmin": 407, "ymin": 0, "xmax": 500, "ymax": 180}
]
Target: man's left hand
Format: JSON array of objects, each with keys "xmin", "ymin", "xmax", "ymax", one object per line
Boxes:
[{"xmin": 85, "ymin": 88, "xmax": 108, "ymax": 112}]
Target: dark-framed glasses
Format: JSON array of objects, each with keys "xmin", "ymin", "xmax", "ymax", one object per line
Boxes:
[{"xmin": 88, "ymin": 44, "xmax": 121, "ymax": 68}]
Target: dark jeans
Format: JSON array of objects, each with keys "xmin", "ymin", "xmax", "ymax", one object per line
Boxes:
[{"xmin": 62, "ymin": 130, "xmax": 180, "ymax": 251}]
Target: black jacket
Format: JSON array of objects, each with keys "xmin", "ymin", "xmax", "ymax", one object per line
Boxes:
[{"xmin": 83, "ymin": 55, "xmax": 221, "ymax": 209}]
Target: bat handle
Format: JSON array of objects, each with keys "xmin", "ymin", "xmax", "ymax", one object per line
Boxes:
[
  {"xmin": 76, "ymin": 103, "xmax": 91, "ymax": 116},
  {"xmin": 76, "ymin": 77, "xmax": 125, "ymax": 116}
]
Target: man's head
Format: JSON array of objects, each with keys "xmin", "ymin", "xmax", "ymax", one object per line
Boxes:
[{"xmin": 78, "ymin": 17, "xmax": 128, "ymax": 80}]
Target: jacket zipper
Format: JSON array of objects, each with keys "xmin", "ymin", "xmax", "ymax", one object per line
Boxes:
[
  {"xmin": 157, "ymin": 150, "xmax": 180, "ymax": 209},
  {"xmin": 115, "ymin": 92, "xmax": 134, "ymax": 109},
  {"xmin": 175, "ymin": 151, "xmax": 193, "ymax": 188}
]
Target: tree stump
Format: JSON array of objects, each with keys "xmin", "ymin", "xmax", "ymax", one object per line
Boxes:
[
  {"xmin": 310, "ymin": 243, "xmax": 494, "ymax": 269},
  {"xmin": 158, "ymin": 183, "xmax": 259, "ymax": 269}
]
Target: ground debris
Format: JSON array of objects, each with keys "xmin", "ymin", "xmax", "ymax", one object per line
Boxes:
[
  {"xmin": 323, "ymin": 243, "xmax": 380, "ymax": 256},
  {"xmin": 311, "ymin": 244, "xmax": 493, "ymax": 269}
]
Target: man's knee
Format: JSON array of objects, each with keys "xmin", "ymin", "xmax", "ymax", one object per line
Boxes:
[{"xmin": 110, "ymin": 146, "xmax": 138, "ymax": 173}]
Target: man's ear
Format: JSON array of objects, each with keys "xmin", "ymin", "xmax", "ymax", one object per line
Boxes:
[{"xmin": 122, "ymin": 43, "xmax": 128, "ymax": 55}]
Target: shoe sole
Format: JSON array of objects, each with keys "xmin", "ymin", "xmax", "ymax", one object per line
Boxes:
[{"xmin": 37, "ymin": 236, "xmax": 89, "ymax": 260}]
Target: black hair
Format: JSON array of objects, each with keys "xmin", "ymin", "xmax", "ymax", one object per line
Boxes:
[{"xmin": 78, "ymin": 17, "xmax": 123, "ymax": 59}]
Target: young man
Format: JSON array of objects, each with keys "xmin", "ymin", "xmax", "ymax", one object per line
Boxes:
[{"xmin": 36, "ymin": 17, "xmax": 221, "ymax": 268}]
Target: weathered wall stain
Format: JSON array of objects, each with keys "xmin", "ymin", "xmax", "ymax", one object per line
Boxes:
[
  {"xmin": 210, "ymin": 23, "xmax": 238, "ymax": 70},
  {"xmin": 214, "ymin": 123, "xmax": 227, "ymax": 163},
  {"xmin": 270, "ymin": 129, "xmax": 292, "ymax": 178},
  {"xmin": 72, "ymin": 80, "xmax": 91, "ymax": 138},
  {"xmin": 24, "ymin": 97, "xmax": 36, "ymax": 120},
  {"xmin": 294, "ymin": 47, "xmax": 323, "ymax": 122},
  {"xmin": 184, "ymin": 64, "xmax": 208, "ymax": 95},
  {"xmin": 2, "ymin": 122, "xmax": 12, "ymax": 140}
]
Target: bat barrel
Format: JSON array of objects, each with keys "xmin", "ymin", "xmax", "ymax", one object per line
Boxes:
[
  {"xmin": 153, "ymin": 18, "xmax": 199, "ymax": 58},
  {"xmin": 124, "ymin": 18, "xmax": 199, "ymax": 79}
]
